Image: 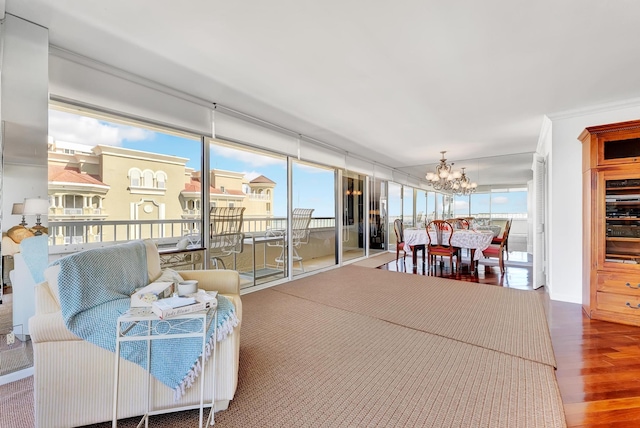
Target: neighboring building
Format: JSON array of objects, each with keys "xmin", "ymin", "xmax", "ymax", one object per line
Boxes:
[{"xmin": 47, "ymin": 140, "xmax": 275, "ymax": 244}]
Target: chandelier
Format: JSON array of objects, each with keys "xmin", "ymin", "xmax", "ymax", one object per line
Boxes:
[{"xmin": 425, "ymin": 151, "xmax": 477, "ymax": 195}]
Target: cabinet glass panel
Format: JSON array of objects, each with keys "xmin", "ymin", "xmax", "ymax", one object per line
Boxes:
[
  {"xmin": 605, "ymin": 178, "xmax": 640, "ymax": 264},
  {"xmin": 604, "ymin": 138, "xmax": 640, "ymax": 160}
]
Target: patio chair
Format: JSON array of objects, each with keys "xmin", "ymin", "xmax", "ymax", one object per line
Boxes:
[
  {"xmin": 176, "ymin": 232, "xmax": 202, "ymax": 250},
  {"xmin": 210, "ymin": 206, "xmax": 245, "ymax": 269},
  {"xmin": 266, "ymin": 208, "xmax": 314, "ymax": 272}
]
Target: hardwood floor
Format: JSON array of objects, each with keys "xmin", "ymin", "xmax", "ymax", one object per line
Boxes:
[{"xmin": 380, "ymin": 253, "xmax": 640, "ymax": 427}]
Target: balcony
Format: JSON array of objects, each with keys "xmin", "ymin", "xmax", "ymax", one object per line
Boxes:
[
  {"xmin": 248, "ymin": 193, "xmax": 271, "ymax": 200},
  {"xmin": 51, "ymin": 207, "xmax": 107, "ymax": 218},
  {"xmin": 47, "ymin": 216, "xmax": 339, "ymax": 287}
]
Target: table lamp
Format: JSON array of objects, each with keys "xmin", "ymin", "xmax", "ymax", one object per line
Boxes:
[
  {"xmin": 12, "ymin": 202, "xmax": 27, "ymax": 227},
  {"xmin": 23, "ymin": 197, "xmax": 49, "ymax": 236}
]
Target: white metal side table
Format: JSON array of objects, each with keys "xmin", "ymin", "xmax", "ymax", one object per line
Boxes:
[{"xmin": 112, "ymin": 305, "xmax": 217, "ymax": 427}]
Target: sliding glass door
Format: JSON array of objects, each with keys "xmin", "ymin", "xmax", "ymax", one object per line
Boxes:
[
  {"xmin": 291, "ymin": 160, "xmax": 337, "ymax": 276},
  {"xmin": 368, "ymin": 177, "xmax": 386, "ymax": 253},
  {"xmin": 208, "ymin": 139, "xmax": 288, "ymax": 288},
  {"xmin": 342, "ymin": 171, "xmax": 365, "ymax": 262}
]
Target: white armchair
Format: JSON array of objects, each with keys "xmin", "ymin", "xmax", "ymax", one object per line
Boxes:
[{"xmin": 29, "ymin": 240, "xmax": 242, "ymax": 428}]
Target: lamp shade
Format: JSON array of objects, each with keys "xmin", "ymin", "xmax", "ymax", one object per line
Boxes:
[
  {"xmin": 11, "ymin": 203, "xmax": 24, "ymax": 215},
  {"xmin": 23, "ymin": 198, "xmax": 50, "ymax": 216}
]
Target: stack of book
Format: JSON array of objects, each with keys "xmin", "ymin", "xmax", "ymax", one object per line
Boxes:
[{"xmin": 151, "ymin": 291, "xmax": 218, "ymax": 319}]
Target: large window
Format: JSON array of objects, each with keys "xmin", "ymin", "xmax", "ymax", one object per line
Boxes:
[
  {"xmin": 293, "ymin": 160, "xmax": 337, "ymax": 275},
  {"xmin": 490, "ymin": 188, "xmax": 528, "ymax": 219},
  {"xmin": 208, "ymin": 139, "xmax": 288, "ymax": 288},
  {"xmin": 416, "ymin": 190, "xmax": 427, "ymax": 227},
  {"xmin": 48, "ymin": 104, "xmax": 202, "ymax": 255},
  {"xmin": 453, "ymin": 195, "xmax": 470, "ymax": 218},
  {"xmin": 470, "ymin": 193, "xmax": 491, "ymax": 222},
  {"xmin": 402, "ymin": 186, "xmax": 414, "ymax": 227}
]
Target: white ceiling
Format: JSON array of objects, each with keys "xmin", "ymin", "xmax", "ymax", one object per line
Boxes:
[{"xmin": 6, "ymin": 0, "xmax": 640, "ymax": 186}]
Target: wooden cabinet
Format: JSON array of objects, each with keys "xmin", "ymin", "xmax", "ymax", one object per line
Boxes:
[{"xmin": 581, "ymin": 120, "xmax": 640, "ymax": 326}]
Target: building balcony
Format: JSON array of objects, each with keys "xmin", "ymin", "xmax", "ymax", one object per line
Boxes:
[
  {"xmin": 248, "ymin": 193, "xmax": 271, "ymax": 200},
  {"xmin": 50, "ymin": 207, "xmax": 108, "ymax": 218}
]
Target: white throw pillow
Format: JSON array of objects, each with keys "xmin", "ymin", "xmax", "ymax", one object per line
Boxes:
[
  {"xmin": 143, "ymin": 239, "xmax": 162, "ymax": 282},
  {"xmin": 43, "ymin": 264, "xmax": 62, "ymax": 306}
]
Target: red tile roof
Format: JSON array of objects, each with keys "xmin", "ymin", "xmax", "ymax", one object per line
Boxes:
[
  {"xmin": 49, "ymin": 165, "xmax": 107, "ymax": 186},
  {"xmin": 250, "ymin": 175, "xmax": 275, "ymax": 184},
  {"xmin": 184, "ymin": 178, "xmax": 216, "ymax": 193},
  {"xmin": 184, "ymin": 178, "xmax": 245, "ymax": 196}
]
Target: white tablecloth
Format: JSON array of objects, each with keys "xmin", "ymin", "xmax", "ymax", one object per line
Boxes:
[
  {"xmin": 404, "ymin": 229, "xmax": 494, "ymax": 260},
  {"xmin": 474, "ymin": 225, "xmax": 502, "ymax": 237}
]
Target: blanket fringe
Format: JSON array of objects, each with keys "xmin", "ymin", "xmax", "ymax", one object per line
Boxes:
[{"xmin": 173, "ymin": 309, "xmax": 240, "ymax": 401}]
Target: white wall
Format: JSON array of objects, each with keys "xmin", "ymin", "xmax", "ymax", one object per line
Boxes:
[{"xmin": 547, "ymin": 101, "xmax": 640, "ymax": 303}]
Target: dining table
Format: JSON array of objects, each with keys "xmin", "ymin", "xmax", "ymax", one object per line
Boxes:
[
  {"xmin": 403, "ymin": 228, "xmax": 494, "ymax": 272},
  {"xmin": 474, "ymin": 225, "xmax": 502, "ymax": 238}
]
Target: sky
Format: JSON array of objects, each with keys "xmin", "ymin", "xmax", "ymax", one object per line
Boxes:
[
  {"xmin": 49, "ymin": 109, "xmax": 527, "ymax": 219},
  {"xmin": 48, "ymin": 109, "xmax": 336, "ymax": 217}
]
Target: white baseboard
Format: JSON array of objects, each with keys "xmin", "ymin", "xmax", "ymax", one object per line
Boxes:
[{"xmin": 0, "ymin": 366, "xmax": 33, "ymax": 386}]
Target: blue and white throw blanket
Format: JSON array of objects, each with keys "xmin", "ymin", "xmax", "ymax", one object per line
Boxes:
[{"xmin": 54, "ymin": 241, "xmax": 239, "ymax": 400}]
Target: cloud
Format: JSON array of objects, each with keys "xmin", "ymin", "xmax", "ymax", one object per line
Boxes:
[
  {"xmin": 492, "ymin": 196, "xmax": 509, "ymax": 204},
  {"xmin": 211, "ymin": 145, "xmax": 284, "ymax": 167},
  {"xmin": 49, "ymin": 110, "xmax": 153, "ymax": 146},
  {"xmin": 454, "ymin": 200, "xmax": 469, "ymax": 209},
  {"xmin": 243, "ymin": 171, "xmax": 262, "ymax": 181}
]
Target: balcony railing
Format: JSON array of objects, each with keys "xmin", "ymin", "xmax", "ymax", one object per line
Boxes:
[
  {"xmin": 248, "ymin": 193, "xmax": 271, "ymax": 200},
  {"xmin": 48, "ymin": 216, "xmax": 336, "ymax": 256},
  {"xmin": 64, "ymin": 208, "xmax": 83, "ymax": 215},
  {"xmin": 55, "ymin": 208, "xmax": 105, "ymax": 216}
]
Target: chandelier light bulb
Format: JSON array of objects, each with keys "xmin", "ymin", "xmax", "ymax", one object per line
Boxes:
[{"xmin": 425, "ymin": 151, "xmax": 477, "ymax": 196}]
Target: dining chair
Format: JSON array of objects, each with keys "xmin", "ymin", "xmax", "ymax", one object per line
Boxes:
[
  {"xmin": 426, "ymin": 220, "xmax": 460, "ymax": 274},
  {"xmin": 210, "ymin": 206, "xmax": 245, "ymax": 269},
  {"xmin": 393, "ymin": 219, "xmax": 407, "ymax": 263},
  {"xmin": 482, "ymin": 220, "xmax": 511, "ymax": 275},
  {"xmin": 452, "ymin": 218, "xmax": 470, "ymax": 230},
  {"xmin": 393, "ymin": 219, "xmax": 425, "ymax": 268},
  {"xmin": 491, "ymin": 219, "xmax": 512, "ymax": 255}
]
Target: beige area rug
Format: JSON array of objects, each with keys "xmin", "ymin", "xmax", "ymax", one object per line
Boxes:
[
  {"xmin": 0, "ymin": 266, "xmax": 565, "ymax": 428},
  {"xmin": 80, "ymin": 290, "xmax": 563, "ymax": 428},
  {"xmin": 0, "ymin": 375, "xmax": 34, "ymax": 428},
  {"xmin": 351, "ymin": 251, "xmax": 399, "ymax": 268},
  {"xmin": 274, "ymin": 265, "xmax": 557, "ymax": 368},
  {"xmin": 0, "ymin": 344, "xmax": 31, "ymax": 376}
]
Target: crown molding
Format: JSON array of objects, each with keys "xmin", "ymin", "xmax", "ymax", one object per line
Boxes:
[{"xmin": 547, "ymin": 97, "xmax": 640, "ymax": 121}]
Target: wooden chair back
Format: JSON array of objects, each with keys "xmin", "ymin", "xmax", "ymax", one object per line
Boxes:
[
  {"xmin": 426, "ymin": 220, "xmax": 454, "ymax": 247},
  {"xmin": 393, "ymin": 219, "xmax": 404, "ymax": 243}
]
